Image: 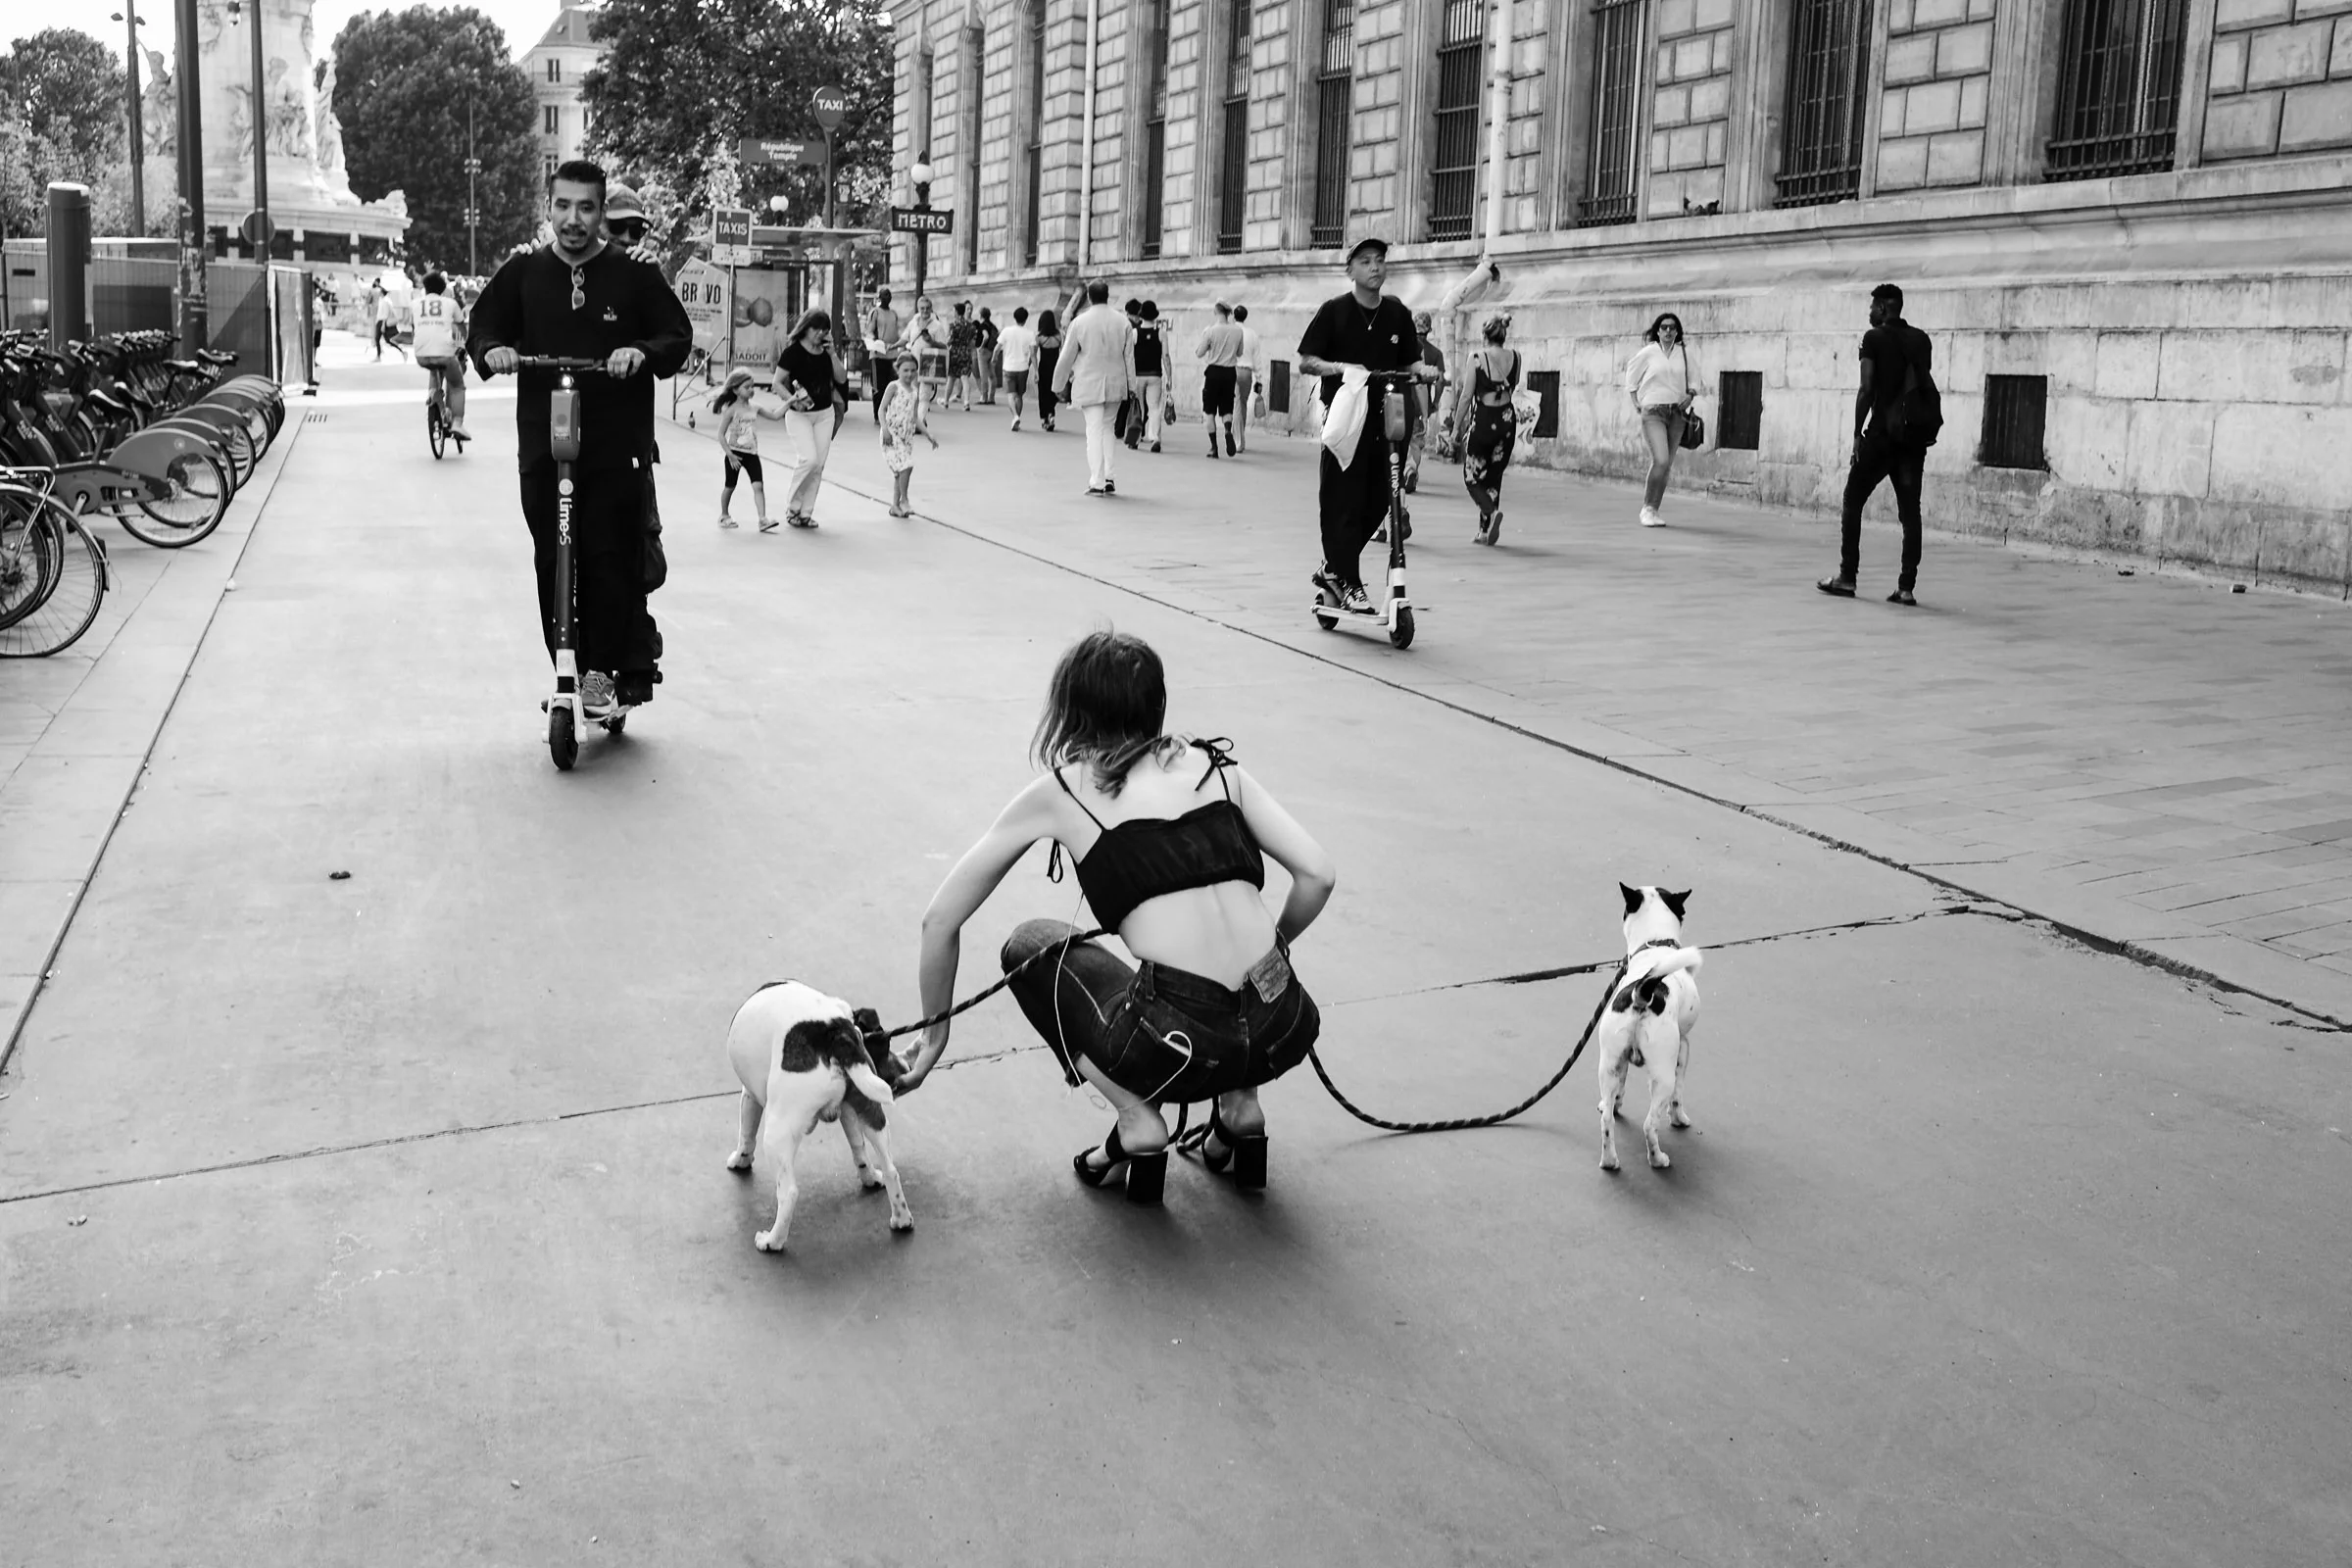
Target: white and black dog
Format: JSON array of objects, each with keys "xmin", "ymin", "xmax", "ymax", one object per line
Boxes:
[
  {"xmin": 1596, "ymin": 885, "xmax": 1704, "ymax": 1172},
  {"xmin": 724, "ymin": 981, "xmax": 914, "ymax": 1251}
]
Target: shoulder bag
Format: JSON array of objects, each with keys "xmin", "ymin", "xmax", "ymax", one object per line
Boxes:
[
  {"xmin": 1507, "ymin": 352, "xmax": 1542, "ymax": 428},
  {"xmin": 1678, "ymin": 344, "xmax": 1706, "ymax": 450}
]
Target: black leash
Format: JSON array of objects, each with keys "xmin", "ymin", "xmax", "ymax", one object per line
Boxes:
[{"xmin": 880, "ymin": 928, "xmax": 1110, "ymax": 1042}]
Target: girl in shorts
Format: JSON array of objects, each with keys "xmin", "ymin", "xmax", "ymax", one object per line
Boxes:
[
  {"xmin": 895, "ymin": 630, "xmax": 1338, "ymax": 1204},
  {"xmin": 710, "ymin": 367, "xmax": 786, "ymax": 531},
  {"xmin": 878, "ymin": 349, "xmax": 938, "ymax": 516}
]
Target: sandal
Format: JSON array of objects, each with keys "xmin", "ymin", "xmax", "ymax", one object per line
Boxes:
[
  {"xmin": 1073, "ymin": 1127, "xmax": 1167, "ymax": 1205},
  {"xmin": 1177, "ymin": 1107, "xmax": 1268, "ymax": 1192}
]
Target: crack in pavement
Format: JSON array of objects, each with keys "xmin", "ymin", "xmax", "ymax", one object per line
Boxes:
[{"xmin": 817, "ymin": 475, "xmax": 2352, "ymax": 1036}]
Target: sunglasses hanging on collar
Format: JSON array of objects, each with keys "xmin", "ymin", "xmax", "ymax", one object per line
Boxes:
[{"xmin": 570, "ymin": 266, "xmax": 586, "ymax": 311}]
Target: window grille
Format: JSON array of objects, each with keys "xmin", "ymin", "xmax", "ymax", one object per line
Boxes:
[
  {"xmin": 1716, "ymin": 371, "xmax": 1762, "ymax": 449},
  {"xmin": 1311, "ymin": 0, "xmax": 1353, "ymax": 248},
  {"xmin": 1024, "ymin": 0, "xmax": 1046, "ymax": 267},
  {"xmin": 2046, "ymin": 0, "xmax": 2186, "ymax": 180},
  {"xmin": 1143, "ymin": 0, "xmax": 1171, "ymax": 258},
  {"xmin": 1269, "ymin": 359, "xmax": 1291, "ymax": 414},
  {"xmin": 1774, "ymin": 0, "xmax": 1872, "ymax": 208},
  {"xmin": 1526, "ymin": 368, "xmax": 1560, "ymax": 438},
  {"xmin": 1578, "ymin": 0, "xmax": 1645, "ymax": 227},
  {"xmin": 1981, "ymin": 375, "xmax": 2048, "ymax": 469},
  {"xmin": 1429, "ymin": 0, "xmax": 1484, "ymax": 240},
  {"xmin": 1218, "ymin": 0, "xmax": 1251, "ymax": 253}
]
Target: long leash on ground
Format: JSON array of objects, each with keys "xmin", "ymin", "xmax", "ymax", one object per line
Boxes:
[{"xmin": 879, "ymin": 931, "xmax": 1633, "ymax": 1141}]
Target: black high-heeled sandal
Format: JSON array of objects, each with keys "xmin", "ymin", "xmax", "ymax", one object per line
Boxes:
[
  {"xmin": 1180, "ymin": 1107, "xmax": 1268, "ymax": 1193},
  {"xmin": 1073, "ymin": 1127, "xmax": 1167, "ymax": 1205}
]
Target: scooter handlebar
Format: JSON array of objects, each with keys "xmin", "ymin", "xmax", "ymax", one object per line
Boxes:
[{"xmin": 511, "ymin": 355, "xmax": 613, "ymax": 372}]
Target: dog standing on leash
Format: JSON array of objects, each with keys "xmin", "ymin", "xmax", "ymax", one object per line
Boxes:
[
  {"xmin": 724, "ymin": 981, "xmax": 914, "ymax": 1250},
  {"xmin": 1596, "ymin": 885, "xmax": 1704, "ymax": 1172}
]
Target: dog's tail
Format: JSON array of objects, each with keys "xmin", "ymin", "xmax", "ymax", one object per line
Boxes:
[
  {"xmin": 844, "ymin": 1060, "xmax": 898, "ymax": 1105},
  {"xmin": 1611, "ymin": 946, "xmax": 1702, "ymax": 1015}
]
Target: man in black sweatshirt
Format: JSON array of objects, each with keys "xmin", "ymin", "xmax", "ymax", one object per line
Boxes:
[{"xmin": 468, "ymin": 160, "xmax": 693, "ymax": 710}]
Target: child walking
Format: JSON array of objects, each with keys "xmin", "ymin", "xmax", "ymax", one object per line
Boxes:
[
  {"xmin": 879, "ymin": 350, "xmax": 939, "ymax": 516},
  {"xmin": 710, "ymin": 367, "xmax": 786, "ymax": 531}
]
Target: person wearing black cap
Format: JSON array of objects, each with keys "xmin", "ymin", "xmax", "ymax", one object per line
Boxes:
[{"xmin": 1296, "ymin": 236, "xmax": 1439, "ymax": 614}]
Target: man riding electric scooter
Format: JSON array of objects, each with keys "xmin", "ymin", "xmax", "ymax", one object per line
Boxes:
[{"xmin": 468, "ymin": 159, "xmax": 692, "ymax": 720}]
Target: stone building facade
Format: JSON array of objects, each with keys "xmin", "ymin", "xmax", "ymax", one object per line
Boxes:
[
  {"xmin": 886, "ymin": 0, "xmax": 2352, "ymax": 594},
  {"xmin": 525, "ymin": 0, "xmax": 607, "ymax": 184}
]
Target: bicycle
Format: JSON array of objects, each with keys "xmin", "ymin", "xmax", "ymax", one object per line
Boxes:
[
  {"xmin": 511, "ymin": 355, "xmax": 632, "ymax": 771},
  {"xmin": 1312, "ymin": 368, "xmax": 1421, "ymax": 651},
  {"xmin": 0, "ymin": 469, "xmax": 109, "ymax": 658},
  {"xmin": 425, "ymin": 363, "xmax": 467, "ymax": 460}
]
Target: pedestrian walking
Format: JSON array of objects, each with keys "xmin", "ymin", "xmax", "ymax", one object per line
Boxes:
[
  {"xmin": 1233, "ymin": 305, "xmax": 1263, "ymax": 454},
  {"xmin": 1403, "ymin": 310, "xmax": 1446, "ymax": 492},
  {"xmin": 1051, "ymin": 279, "xmax": 1138, "ymax": 496},
  {"xmin": 908, "ymin": 297, "xmax": 949, "ymax": 405},
  {"xmin": 710, "ymin": 366, "xmax": 786, "ymax": 531},
  {"xmin": 775, "ymin": 308, "xmax": 848, "ymax": 530},
  {"xmin": 947, "ymin": 302, "xmax": 979, "ymax": 410},
  {"xmin": 977, "ymin": 306, "xmax": 1002, "ymax": 404},
  {"xmin": 1625, "ymin": 312, "xmax": 1702, "ymax": 528},
  {"xmin": 1296, "ymin": 237, "xmax": 1442, "ymax": 615},
  {"xmin": 1034, "ymin": 309, "xmax": 1064, "ymax": 432},
  {"xmin": 1820, "ymin": 283, "xmax": 1937, "ymax": 606},
  {"xmin": 879, "ymin": 349, "xmax": 940, "ymax": 516},
  {"xmin": 1458, "ymin": 314, "xmax": 1522, "ymax": 545},
  {"xmin": 1196, "ymin": 301, "xmax": 1246, "ymax": 459},
  {"xmin": 894, "ymin": 628, "xmax": 1337, "ymax": 1208},
  {"xmin": 1000, "ymin": 306, "xmax": 1040, "ymax": 429},
  {"xmin": 864, "ymin": 288, "xmax": 904, "ymax": 421},
  {"xmin": 370, "ymin": 278, "xmax": 408, "ymax": 361},
  {"xmin": 1133, "ymin": 301, "xmax": 1167, "ymax": 451}
]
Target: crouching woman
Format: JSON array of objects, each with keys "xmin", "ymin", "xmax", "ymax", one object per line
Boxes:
[{"xmin": 895, "ymin": 630, "xmax": 1337, "ymax": 1203}]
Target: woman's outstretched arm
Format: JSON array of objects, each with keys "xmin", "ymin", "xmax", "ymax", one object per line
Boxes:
[{"xmin": 1229, "ymin": 767, "xmax": 1337, "ymax": 945}]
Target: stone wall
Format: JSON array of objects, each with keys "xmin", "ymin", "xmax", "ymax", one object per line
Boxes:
[
  {"xmin": 2204, "ymin": 0, "xmax": 2352, "ymax": 161},
  {"xmin": 1646, "ymin": 0, "xmax": 1737, "ymax": 215},
  {"xmin": 1876, "ymin": 0, "xmax": 1995, "ymax": 190}
]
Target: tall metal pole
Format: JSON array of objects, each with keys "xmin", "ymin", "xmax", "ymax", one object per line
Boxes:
[
  {"xmin": 466, "ymin": 97, "xmax": 479, "ymax": 275},
  {"xmin": 119, "ymin": 10, "xmax": 147, "ymax": 234},
  {"xmin": 174, "ymin": 0, "xmax": 208, "ymax": 347},
  {"xmin": 245, "ymin": 0, "xmax": 269, "ymax": 251}
]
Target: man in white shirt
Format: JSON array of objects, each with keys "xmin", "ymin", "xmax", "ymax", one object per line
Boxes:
[
  {"xmin": 997, "ymin": 305, "xmax": 1041, "ymax": 430},
  {"xmin": 410, "ymin": 271, "xmax": 470, "ymax": 439},
  {"xmin": 1233, "ymin": 304, "xmax": 1264, "ymax": 453},
  {"xmin": 1051, "ymin": 279, "xmax": 1137, "ymax": 494}
]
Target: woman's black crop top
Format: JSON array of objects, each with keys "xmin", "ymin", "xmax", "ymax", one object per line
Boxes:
[{"xmin": 1051, "ymin": 739, "xmax": 1266, "ymax": 929}]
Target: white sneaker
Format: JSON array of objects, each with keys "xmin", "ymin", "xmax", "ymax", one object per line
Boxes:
[
  {"xmin": 717, "ymin": 513, "xmax": 739, "ymax": 529},
  {"xmin": 1640, "ymin": 507, "xmax": 1666, "ymax": 527},
  {"xmin": 578, "ymin": 670, "xmax": 616, "ymax": 717},
  {"xmin": 1010, "ymin": 416, "xmax": 1021, "ymax": 431}
]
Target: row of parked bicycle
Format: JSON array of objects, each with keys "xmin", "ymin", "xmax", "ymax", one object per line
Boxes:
[{"xmin": 1, "ymin": 328, "xmax": 284, "ymax": 657}]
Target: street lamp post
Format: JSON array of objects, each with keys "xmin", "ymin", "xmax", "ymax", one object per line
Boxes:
[
  {"xmin": 227, "ymin": 0, "xmax": 268, "ymax": 254},
  {"xmin": 112, "ymin": 8, "xmax": 146, "ymax": 235},
  {"xmin": 173, "ymin": 0, "xmax": 208, "ymax": 347},
  {"xmin": 465, "ymin": 98, "xmax": 480, "ymax": 276},
  {"xmin": 909, "ymin": 151, "xmax": 933, "ymax": 302}
]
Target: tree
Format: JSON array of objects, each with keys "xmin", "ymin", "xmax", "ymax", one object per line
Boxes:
[
  {"xmin": 580, "ymin": 0, "xmax": 892, "ymax": 234},
  {"xmin": 1, "ymin": 28, "xmax": 127, "ymax": 180},
  {"xmin": 330, "ymin": 6, "xmax": 540, "ymax": 271}
]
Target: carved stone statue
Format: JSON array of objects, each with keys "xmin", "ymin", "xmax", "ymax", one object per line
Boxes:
[{"xmin": 313, "ymin": 59, "xmax": 353, "ymax": 203}]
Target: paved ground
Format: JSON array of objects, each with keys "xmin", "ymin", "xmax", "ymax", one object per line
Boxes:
[{"xmin": 1, "ymin": 339, "xmax": 2348, "ymax": 1565}]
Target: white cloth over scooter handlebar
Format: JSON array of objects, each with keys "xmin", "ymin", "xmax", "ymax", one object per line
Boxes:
[{"xmin": 1319, "ymin": 365, "xmax": 1372, "ymax": 468}]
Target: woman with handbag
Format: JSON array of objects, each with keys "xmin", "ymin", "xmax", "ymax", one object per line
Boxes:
[
  {"xmin": 1624, "ymin": 313, "xmax": 1705, "ymax": 528},
  {"xmin": 1458, "ymin": 314, "xmax": 1533, "ymax": 545}
]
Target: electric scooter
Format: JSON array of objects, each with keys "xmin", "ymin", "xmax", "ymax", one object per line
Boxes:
[
  {"xmin": 516, "ymin": 355, "xmax": 633, "ymax": 770},
  {"xmin": 1312, "ymin": 369, "xmax": 1417, "ymax": 651}
]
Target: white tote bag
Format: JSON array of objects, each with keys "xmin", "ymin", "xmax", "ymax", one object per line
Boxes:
[{"xmin": 1319, "ymin": 367, "xmax": 1371, "ymax": 467}]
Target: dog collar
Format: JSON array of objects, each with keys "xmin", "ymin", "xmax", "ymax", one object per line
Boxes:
[{"xmin": 1634, "ymin": 937, "xmax": 1680, "ymax": 953}]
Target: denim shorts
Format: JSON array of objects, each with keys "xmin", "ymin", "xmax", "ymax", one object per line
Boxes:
[{"xmin": 1001, "ymin": 918, "xmax": 1321, "ymax": 1103}]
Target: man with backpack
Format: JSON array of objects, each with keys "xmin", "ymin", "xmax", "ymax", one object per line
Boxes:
[{"xmin": 1819, "ymin": 283, "xmax": 1937, "ymax": 607}]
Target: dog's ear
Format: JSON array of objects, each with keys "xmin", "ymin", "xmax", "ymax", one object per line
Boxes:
[
  {"xmin": 1620, "ymin": 883, "xmax": 1646, "ymax": 917},
  {"xmin": 849, "ymin": 1008, "xmax": 889, "ymax": 1068},
  {"xmin": 1660, "ymin": 889, "xmax": 1690, "ymax": 921}
]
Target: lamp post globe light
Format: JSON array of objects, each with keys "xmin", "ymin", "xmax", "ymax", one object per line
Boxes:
[{"xmin": 908, "ymin": 152, "xmax": 934, "ymax": 301}]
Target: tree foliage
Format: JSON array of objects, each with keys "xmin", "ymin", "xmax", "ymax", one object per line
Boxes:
[
  {"xmin": 1, "ymin": 27, "xmax": 133, "ymax": 237},
  {"xmin": 580, "ymin": 0, "xmax": 892, "ymax": 233},
  {"xmin": 330, "ymin": 5, "xmax": 541, "ymax": 271}
]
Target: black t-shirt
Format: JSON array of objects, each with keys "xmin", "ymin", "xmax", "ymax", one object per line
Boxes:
[
  {"xmin": 1298, "ymin": 292, "xmax": 1420, "ymax": 406},
  {"xmin": 466, "ymin": 243, "xmax": 693, "ymax": 471},
  {"xmin": 777, "ymin": 342, "xmax": 838, "ymax": 407},
  {"xmin": 1861, "ymin": 319, "xmax": 1933, "ymax": 434},
  {"xmin": 1133, "ymin": 324, "xmax": 1163, "ymax": 376}
]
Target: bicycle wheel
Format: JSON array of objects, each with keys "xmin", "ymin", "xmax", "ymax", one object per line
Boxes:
[
  {"xmin": 0, "ymin": 502, "xmax": 106, "ymax": 658},
  {"xmin": 0, "ymin": 490, "xmax": 64, "ymax": 632},
  {"xmin": 428, "ymin": 398, "xmax": 447, "ymax": 459},
  {"xmin": 123, "ymin": 451, "xmax": 231, "ymax": 547}
]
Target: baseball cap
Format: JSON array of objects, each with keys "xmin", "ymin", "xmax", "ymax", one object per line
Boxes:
[
  {"xmin": 605, "ymin": 184, "xmax": 647, "ymax": 222},
  {"xmin": 1346, "ymin": 235, "xmax": 1390, "ymax": 263}
]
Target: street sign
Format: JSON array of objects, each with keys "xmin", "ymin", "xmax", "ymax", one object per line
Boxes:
[
  {"xmin": 739, "ymin": 137, "xmax": 828, "ymax": 167},
  {"xmin": 239, "ymin": 209, "xmax": 275, "ymax": 251},
  {"xmin": 710, "ymin": 206, "xmax": 755, "ymax": 266},
  {"xmin": 890, "ymin": 207, "xmax": 953, "ymax": 235},
  {"xmin": 812, "ymin": 86, "xmax": 847, "ymax": 130}
]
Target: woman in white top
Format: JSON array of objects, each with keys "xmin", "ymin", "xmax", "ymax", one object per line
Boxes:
[{"xmin": 1624, "ymin": 313, "xmax": 1701, "ymax": 527}]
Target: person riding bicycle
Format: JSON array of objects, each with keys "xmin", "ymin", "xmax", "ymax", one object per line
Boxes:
[
  {"xmin": 467, "ymin": 159, "xmax": 693, "ymax": 714},
  {"xmin": 412, "ymin": 271, "xmax": 470, "ymax": 441},
  {"xmin": 1296, "ymin": 236, "xmax": 1440, "ymax": 615}
]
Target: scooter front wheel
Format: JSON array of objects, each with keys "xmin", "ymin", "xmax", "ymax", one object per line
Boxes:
[
  {"xmin": 549, "ymin": 705, "xmax": 578, "ymax": 770},
  {"xmin": 1389, "ymin": 606, "xmax": 1415, "ymax": 650},
  {"xmin": 1312, "ymin": 588, "xmax": 1339, "ymax": 632}
]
